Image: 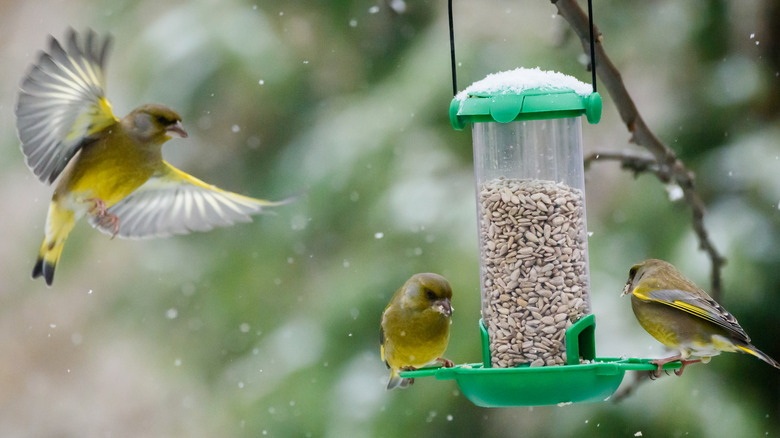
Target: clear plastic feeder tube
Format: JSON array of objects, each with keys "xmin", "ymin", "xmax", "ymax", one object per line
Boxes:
[{"xmin": 473, "ymin": 117, "xmax": 591, "ymax": 368}]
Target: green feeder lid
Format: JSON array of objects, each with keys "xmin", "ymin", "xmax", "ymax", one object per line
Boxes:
[
  {"xmin": 401, "ymin": 315, "xmax": 682, "ymax": 407},
  {"xmin": 450, "ymin": 67, "xmax": 602, "ymax": 129}
]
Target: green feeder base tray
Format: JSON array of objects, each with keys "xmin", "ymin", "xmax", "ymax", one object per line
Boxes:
[
  {"xmin": 400, "ymin": 315, "xmax": 682, "ymax": 407},
  {"xmin": 401, "ymin": 357, "xmax": 681, "ymax": 407}
]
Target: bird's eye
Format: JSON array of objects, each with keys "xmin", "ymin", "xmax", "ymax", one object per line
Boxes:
[
  {"xmin": 628, "ymin": 266, "xmax": 638, "ymax": 278},
  {"xmin": 155, "ymin": 115, "xmax": 170, "ymax": 125},
  {"xmin": 425, "ymin": 289, "xmax": 436, "ymax": 300}
]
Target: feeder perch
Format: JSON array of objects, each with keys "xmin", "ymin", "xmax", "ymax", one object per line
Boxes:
[{"xmin": 401, "ymin": 68, "xmax": 682, "ymax": 407}]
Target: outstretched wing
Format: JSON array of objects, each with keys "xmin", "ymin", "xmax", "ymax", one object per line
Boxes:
[
  {"xmin": 89, "ymin": 162, "xmax": 290, "ymax": 239},
  {"xmin": 632, "ymin": 287, "xmax": 751, "ymax": 343},
  {"xmin": 16, "ymin": 28, "xmax": 117, "ymax": 184}
]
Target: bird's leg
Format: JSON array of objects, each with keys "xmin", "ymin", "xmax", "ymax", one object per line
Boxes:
[
  {"xmin": 649, "ymin": 354, "xmax": 683, "ymax": 378},
  {"xmin": 87, "ymin": 198, "xmax": 119, "ymax": 238},
  {"xmin": 674, "ymin": 359, "xmax": 702, "ymax": 376}
]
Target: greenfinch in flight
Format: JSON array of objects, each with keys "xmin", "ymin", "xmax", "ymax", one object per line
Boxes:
[
  {"xmin": 622, "ymin": 259, "xmax": 780, "ymax": 376},
  {"xmin": 380, "ymin": 273, "xmax": 454, "ymax": 390},
  {"xmin": 16, "ymin": 29, "xmax": 288, "ymax": 286}
]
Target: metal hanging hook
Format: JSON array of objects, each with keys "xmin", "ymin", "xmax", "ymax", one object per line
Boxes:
[{"xmin": 447, "ymin": 0, "xmax": 598, "ymax": 96}]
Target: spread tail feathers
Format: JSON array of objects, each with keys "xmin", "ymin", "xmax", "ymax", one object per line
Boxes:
[{"xmin": 737, "ymin": 344, "xmax": 780, "ymax": 369}]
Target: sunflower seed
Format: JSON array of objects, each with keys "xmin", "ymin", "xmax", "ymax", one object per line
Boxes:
[{"xmin": 479, "ymin": 178, "xmax": 590, "ymax": 368}]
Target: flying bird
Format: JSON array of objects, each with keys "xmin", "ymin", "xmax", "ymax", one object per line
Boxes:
[{"xmin": 16, "ymin": 29, "xmax": 289, "ymax": 285}]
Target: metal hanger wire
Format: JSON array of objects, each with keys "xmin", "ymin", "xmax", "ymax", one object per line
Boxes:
[{"xmin": 447, "ymin": 0, "xmax": 598, "ymax": 95}]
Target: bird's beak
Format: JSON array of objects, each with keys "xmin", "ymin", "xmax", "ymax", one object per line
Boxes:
[
  {"xmin": 166, "ymin": 121, "xmax": 188, "ymax": 139},
  {"xmin": 435, "ymin": 298, "xmax": 453, "ymax": 317},
  {"xmin": 621, "ymin": 282, "xmax": 632, "ymax": 297}
]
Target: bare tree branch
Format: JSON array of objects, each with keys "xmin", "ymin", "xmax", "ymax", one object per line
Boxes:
[
  {"xmin": 550, "ymin": 0, "xmax": 730, "ymax": 401},
  {"xmin": 610, "ymin": 368, "xmax": 654, "ymax": 403},
  {"xmin": 551, "ymin": 0, "xmax": 726, "ymax": 298},
  {"xmin": 584, "ymin": 151, "xmax": 659, "ymax": 177}
]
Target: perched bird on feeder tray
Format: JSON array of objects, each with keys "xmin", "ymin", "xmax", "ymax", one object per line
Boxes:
[
  {"xmin": 622, "ymin": 258, "xmax": 780, "ymax": 377},
  {"xmin": 380, "ymin": 273, "xmax": 454, "ymax": 390},
  {"xmin": 16, "ymin": 29, "xmax": 289, "ymax": 286}
]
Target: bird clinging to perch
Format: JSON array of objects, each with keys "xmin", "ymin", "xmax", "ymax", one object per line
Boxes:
[
  {"xmin": 381, "ymin": 273, "xmax": 454, "ymax": 390},
  {"xmin": 622, "ymin": 259, "xmax": 780, "ymax": 377}
]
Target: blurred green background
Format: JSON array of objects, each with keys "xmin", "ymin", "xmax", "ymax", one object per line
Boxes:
[{"xmin": 1, "ymin": 0, "xmax": 779, "ymax": 436}]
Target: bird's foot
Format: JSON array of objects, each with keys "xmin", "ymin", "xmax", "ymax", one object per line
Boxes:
[
  {"xmin": 674, "ymin": 359, "xmax": 702, "ymax": 376},
  {"xmin": 436, "ymin": 357, "xmax": 455, "ymax": 368},
  {"xmin": 87, "ymin": 198, "xmax": 119, "ymax": 238},
  {"xmin": 649, "ymin": 354, "xmax": 683, "ymax": 378},
  {"xmin": 400, "ymin": 367, "xmax": 417, "ymax": 386}
]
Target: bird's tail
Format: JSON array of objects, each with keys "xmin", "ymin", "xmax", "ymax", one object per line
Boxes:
[
  {"xmin": 32, "ymin": 239, "xmax": 65, "ymax": 286},
  {"xmin": 736, "ymin": 343, "xmax": 780, "ymax": 369},
  {"xmin": 386, "ymin": 369, "xmax": 413, "ymax": 390},
  {"xmin": 32, "ymin": 202, "xmax": 75, "ymax": 286}
]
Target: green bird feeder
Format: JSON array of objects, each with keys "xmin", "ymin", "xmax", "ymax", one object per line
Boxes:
[
  {"xmin": 400, "ymin": 2, "xmax": 683, "ymax": 405},
  {"xmin": 402, "ymin": 68, "xmax": 682, "ymax": 407}
]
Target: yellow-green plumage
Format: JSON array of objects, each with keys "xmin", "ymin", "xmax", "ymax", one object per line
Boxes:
[
  {"xmin": 33, "ymin": 105, "xmax": 175, "ymax": 284},
  {"xmin": 58, "ymin": 109, "xmax": 166, "ymax": 206},
  {"xmin": 623, "ymin": 259, "xmax": 780, "ymax": 374},
  {"xmin": 18, "ymin": 29, "xmax": 289, "ymax": 286},
  {"xmin": 381, "ymin": 273, "xmax": 453, "ymax": 390}
]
